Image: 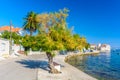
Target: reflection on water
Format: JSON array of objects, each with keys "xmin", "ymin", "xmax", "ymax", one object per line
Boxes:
[{"xmin": 67, "ymin": 50, "xmax": 120, "ymax": 80}]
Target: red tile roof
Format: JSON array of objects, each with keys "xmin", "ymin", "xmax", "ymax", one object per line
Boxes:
[
  {"xmin": 101, "ymin": 44, "xmax": 107, "ymax": 47},
  {"xmin": 0, "ymin": 26, "xmax": 21, "ymax": 32}
]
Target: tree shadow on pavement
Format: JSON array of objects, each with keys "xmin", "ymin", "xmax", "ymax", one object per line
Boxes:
[{"xmin": 16, "ymin": 59, "xmax": 49, "ymax": 71}]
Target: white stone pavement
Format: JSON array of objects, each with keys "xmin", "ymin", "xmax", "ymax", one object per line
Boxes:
[
  {"xmin": 0, "ymin": 53, "xmax": 97, "ymax": 80},
  {"xmin": 0, "ymin": 54, "xmax": 46, "ymax": 80},
  {"xmin": 38, "ymin": 55, "xmax": 97, "ymax": 80}
]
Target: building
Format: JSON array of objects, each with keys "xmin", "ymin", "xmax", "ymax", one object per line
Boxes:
[
  {"xmin": 0, "ymin": 38, "xmax": 24, "ymax": 58},
  {"xmin": 90, "ymin": 44, "xmax": 97, "ymax": 50},
  {"xmin": 0, "ymin": 26, "xmax": 21, "ymax": 35},
  {"xmin": 100, "ymin": 44, "xmax": 111, "ymax": 52},
  {"xmin": 0, "ymin": 38, "xmax": 9, "ymax": 56},
  {"xmin": 90, "ymin": 43, "xmax": 111, "ymax": 52},
  {"xmin": 97, "ymin": 43, "xmax": 101, "ymax": 50}
]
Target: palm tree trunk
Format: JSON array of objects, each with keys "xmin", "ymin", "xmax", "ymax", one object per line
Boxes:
[
  {"xmin": 46, "ymin": 52, "xmax": 60, "ymax": 73},
  {"xmin": 30, "ymin": 30, "xmax": 32, "ymax": 36}
]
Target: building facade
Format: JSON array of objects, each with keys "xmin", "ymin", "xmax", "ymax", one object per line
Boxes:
[
  {"xmin": 0, "ymin": 38, "xmax": 9, "ymax": 56},
  {"xmin": 90, "ymin": 43, "xmax": 111, "ymax": 52}
]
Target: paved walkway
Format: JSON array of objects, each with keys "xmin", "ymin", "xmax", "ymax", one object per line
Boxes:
[
  {"xmin": 38, "ymin": 55, "xmax": 97, "ymax": 80},
  {"xmin": 0, "ymin": 54, "xmax": 46, "ymax": 80},
  {"xmin": 0, "ymin": 53, "xmax": 97, "ymax": 80}
]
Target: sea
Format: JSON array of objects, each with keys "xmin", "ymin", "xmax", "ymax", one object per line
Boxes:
[{"xmin": 67, "ymin": 49, "xmax": 120, "ymax": 80}]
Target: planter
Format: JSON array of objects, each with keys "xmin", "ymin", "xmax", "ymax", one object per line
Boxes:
[{"xmin": 53, "ymin": 62, "xmax": 61, "ymax": 72}]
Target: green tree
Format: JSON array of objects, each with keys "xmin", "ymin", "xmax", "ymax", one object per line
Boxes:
[
  {"xmin": 22, "ymin": 8, "xmax": 89, "ymax": 73},
  {"xmin": 35, "ymin": 8, "xmax": 88, "ymax": 73},
  {"xmin": 35, "ymin": 8, "xmax": 70, "ymax": 73},
  {"xmin": 1, "ymin": 31, "xmax": 10, "ymax": 39},
  {"xmin": 1, "ymin": 31, "xmax": 21, "ymax": 44},
  {"xmin": 21, "ymin": 35, "xmax": 32, "ymax": 51},
  {"xmin": 36, "ymin": 8, "xmax": 69, "ymax": 34},
  {"xmin": 23, "ymin": 11, "xmax": 39, "ymax": 36},
  {"xmin": 85, "ymin": 43, "xmax": 90, "ymax": 49}
]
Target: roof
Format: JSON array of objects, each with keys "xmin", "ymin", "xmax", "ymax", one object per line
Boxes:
[
  {"xmin": 90, "ymin": 44, "xmax": 97, "ymax": 46},
  {"xmin": 0, "ymin": 26, "xmax": 21, "ymax": 32},
  {"xmin": 101, "ymin": 44, "xmax": 106, "ymax": 47},
  {"xmin": 101, "ymin": 44, "xmax": 110, "ymax": 47}
]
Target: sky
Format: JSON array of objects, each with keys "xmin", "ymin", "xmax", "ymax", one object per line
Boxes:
[{"xmin": 0, "ymin": 0, "xmax": 120, "ymax": 48}]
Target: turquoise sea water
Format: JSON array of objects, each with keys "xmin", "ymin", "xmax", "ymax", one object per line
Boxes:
[{"xmin": 67, "ymin": 50, "xmax": 120, "ymax": 80}]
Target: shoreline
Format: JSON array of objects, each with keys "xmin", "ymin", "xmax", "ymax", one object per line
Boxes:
[
  {"xmin": 65, "ymin": 52, "xmax": 99, "ymax": 62},
  {"xmin": 38, "ymin": 52, "xmax": 98, "ymax": 80}
]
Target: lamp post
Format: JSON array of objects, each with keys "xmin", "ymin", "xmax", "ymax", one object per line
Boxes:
[{"xmin": 9, "ymin": 21, "xmax": 12, "ymax": 55}]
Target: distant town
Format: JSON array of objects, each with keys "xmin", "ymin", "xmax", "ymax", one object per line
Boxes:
[{"xmin": 90, "ymin": 43, "xmax": 111, "ymax": 52}]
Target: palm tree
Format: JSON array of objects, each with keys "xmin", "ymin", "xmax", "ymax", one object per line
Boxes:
[{"xmin": 23, "ymin": 11, "xmax": 38, "ymax": 36}]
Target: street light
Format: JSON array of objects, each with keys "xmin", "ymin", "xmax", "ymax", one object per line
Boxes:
[{"xmin": 9, "ymin": 21, "xmax": 12, "ymax": 55}]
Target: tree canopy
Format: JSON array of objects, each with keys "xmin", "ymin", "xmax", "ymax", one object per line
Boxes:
[
  {"xmin": 23, "ymin": 11, "xmax": 39, "ymax": 36},
  {"xmin": 1, "ymin": 31, "xmax": 21, "ymax": 44},
  {"xmin": 21, "ymin": 8, "xmax": 89, "ymax": 52}
]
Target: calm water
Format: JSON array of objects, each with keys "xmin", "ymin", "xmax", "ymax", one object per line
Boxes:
[{"xmin": 67, "ymin": 50, "xmax": 120, "ymax": 80}]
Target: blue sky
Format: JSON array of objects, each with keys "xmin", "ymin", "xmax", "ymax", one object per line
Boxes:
[{"xmin": 0, "ymin": 0, "xmax": 120, "ymax": 48}]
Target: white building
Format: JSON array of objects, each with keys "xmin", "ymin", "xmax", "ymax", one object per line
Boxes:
[
  {"xmin": 90, "ymin": 44, "xmax": 97, "ymax": 50},
  {"xmin": 0, "ymin": 38, "xmax": 9, "ymax": 56},
  {"xmin": 100, "ymin": 44, "xmax": 111, "ymax": 52},
  {"xmin": 12, "ymin": 44, "xmax": 24, "ymax": 54},
  {"xmin": 0, "ymin": 38, "xmax": 25, "ymax": 58},
  {"xmin": 97, "ymin": 43, "xmax": 101, "ymax": 50},
  {"xmin": 90, "ymin": 43, "xmax": 111, "ymax": 52}
]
